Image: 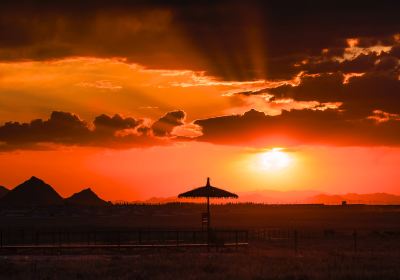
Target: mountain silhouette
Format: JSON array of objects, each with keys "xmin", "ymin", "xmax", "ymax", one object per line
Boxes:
[
  {"xmin": 137, "ymin": 190, "xmax": 400, "ymax": 205},
  {"xmin": 65, "ymin": 188, "xmax": 108, "ymax": 207},
  {"xmin": 307, "ymin": 193, "xmax": 400, "ymax": 205},
  {"xmin": 0, "ymin": 186, "xmax": 9, "ymax": 198},
  {"xmin": 0, "ymin": 176, "xmax": 63, "ymax": 207}
]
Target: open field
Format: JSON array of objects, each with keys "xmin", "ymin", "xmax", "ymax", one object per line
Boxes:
[
  {"xmin": 1, "ymin": 204, "xmax": 400, "ymax": 279},
  {"xmin": 1, "ymin": 243, "xmax": 400, "ymax": 280},
  {"xmin": 1, "ymin": 203, "xmax": 400, "ymax": 229}
]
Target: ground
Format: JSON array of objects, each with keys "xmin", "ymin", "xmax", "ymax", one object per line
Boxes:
[
  {"xmin": 1, "ymin": 204, "xmax": 400, "ymax": 279},
  {"xmin": 1, "ymin": 241, "xmax": 400, "ymax": 280}
]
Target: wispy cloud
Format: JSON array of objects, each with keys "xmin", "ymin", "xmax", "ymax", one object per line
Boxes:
[{"xmin": 76, "ymin": 80, "xmax": 123, "ymax": 90}]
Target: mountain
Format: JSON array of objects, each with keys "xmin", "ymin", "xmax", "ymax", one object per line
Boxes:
[
  {"xmin": 65, "ymin": 188, "xmax": 109, "ymax": 207},
  {"xmin": 137, "ymin": 190, "xmax": 400, "ymax": 205},
  {"xmin": 0, "ymin": 176, "xmax": 63, "ymax": 207},
  {"xmin": 0, "ymin": 186, "xmax": 9, "ymax": 198},
  {"xmin": 135, "ymin": 190, "xmax": 321, "ymax": 204},
  {"xmin": 238, "ymin": 189, "xmax": 321, "ymax": 204},
  {"xmin": 307, "ymin": 193, "xmax": 400, "ymax": 205}
]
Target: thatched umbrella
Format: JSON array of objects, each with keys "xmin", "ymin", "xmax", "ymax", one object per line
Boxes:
[{"xmin": 178, "ymin": 177, "xmax": 238, "ymax": 232}]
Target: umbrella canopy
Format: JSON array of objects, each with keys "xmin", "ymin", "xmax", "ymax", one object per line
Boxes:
[{"xmin": 178, "ymin": 178, "xmax": 238, "ymax": 199}]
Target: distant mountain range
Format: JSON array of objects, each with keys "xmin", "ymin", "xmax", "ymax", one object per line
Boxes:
[
  {"xmin": 0, "ymin": 176, "xmax": 108, "ymax": 208},
  {"xmin": 306, "ymin": 193, "xmax": 400, "ymax": 205},
  {"xmin": 137, "ymin": 190, "xmax": 400, "ymax": 205}
]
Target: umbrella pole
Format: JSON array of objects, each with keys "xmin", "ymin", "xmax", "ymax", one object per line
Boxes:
[
  {"xmin": 207, "ymin": 195, "xmax": 210, "ymax": 249},
  {"xmin": 207, "ymin": 195, "xmax": 211, "ymax": 229}
]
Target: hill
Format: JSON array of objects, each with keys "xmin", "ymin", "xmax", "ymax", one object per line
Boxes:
[
  {"xmin": 0, "ymin": 176, "xmax": 63, "ymax": 207},
  {"xmin": 0, "ymin": 186, "xmax": 9, "ymax": 198},
  {"xmin": 65, "ymin": 188, "xmax": 109, "ymax": 207}
]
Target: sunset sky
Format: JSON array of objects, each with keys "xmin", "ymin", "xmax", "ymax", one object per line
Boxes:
[{"xmin": 0, "ymin": 1, "xmax": 400, "ymax": 201}]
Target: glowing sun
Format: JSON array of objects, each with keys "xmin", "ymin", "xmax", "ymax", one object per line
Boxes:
[{"xmin": 259, "ymin": 148, "xmax": 292, "ymax": 171}]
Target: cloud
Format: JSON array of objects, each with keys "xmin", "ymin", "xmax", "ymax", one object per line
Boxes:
[
  {"xmin": 151, "ymin": 110, "xmax": 186, "ymax": 137},
  {"xmin": 76, "ymin": 80, "xmax": 122, "ymax": 90},
  {"xmin": 0, "ymin": 111, "xmax": 91, "ymax": 145},
  {"xmin": 221, "ymin": 39, "xmax": 398, "ymax": 118},
  {"xmin": 94, "ymin": 114, "xmax": 138, "ymax": 132},
  {"xmin": 0, "ymin": 110, "xmax": 184, "ymax": 151},
  {"xmin": 0, "ymin": 2, "xmax": 399, "ymax": 150},
  {"xmin": 3, "ymin": 107, "xmax": 400, "ymax": 150},
  {"xmin": 0, "ymin": 1, "xmax": 399, "ymax": 80},
  {"xmin": 239, "ymin": 53, "xmax": 400, "ymax": 118},
  {"xmin": 297, "ymin": 37, "xmax": 399, "ymax": 75},
  {"xmin": 194, "ymin": 109, "xmax": 400, "ymax": 147},
  {"xmin": 223, "ymin": 91, "xmax": 342, "ymax": 116}
]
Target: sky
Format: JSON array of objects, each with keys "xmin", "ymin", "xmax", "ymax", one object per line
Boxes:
[{"xmin": 0, "ymin": 0, "xmax": 400, "ymax": 201}]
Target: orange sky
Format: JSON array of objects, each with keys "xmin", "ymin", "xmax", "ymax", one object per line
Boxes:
[
  {"xmin": 1, "ymin": 143, "xmax": 400, "ymax": 201},
  {"xmin": 0, "ymin": 57, "xmax": 397, "ymax": 201}
]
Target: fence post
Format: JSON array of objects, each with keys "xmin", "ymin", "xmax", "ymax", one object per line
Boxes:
[
  {"xmin": 235, "ymin": 231, "xmax": 239, "ymax": 250},
  {"xmin": 353, "ymin": 230, "xmax": 357, "ymax": 253},
  {"xmin": 294, "ymin": 230, "xmax": 298, "ymax": 255}
]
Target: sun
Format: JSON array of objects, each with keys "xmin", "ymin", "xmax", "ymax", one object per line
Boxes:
[{"xmin": 259, "ymin": 148, "xmax": 292, "ymax": 171}]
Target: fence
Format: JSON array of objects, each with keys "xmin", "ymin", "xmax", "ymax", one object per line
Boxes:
[
  {"xmin": 248, "ymin": 228, "xmax": 400, "ymax": 254},
  {"xmin": 0, "ymin": 228, "xmax": 248, "ymax": 253},
  {"xmin": 2, "ymin": 227, "xmax": 399, "ymax": 254}
]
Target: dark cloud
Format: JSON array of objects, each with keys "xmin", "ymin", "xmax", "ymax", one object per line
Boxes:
[
  {"xmin": 173, "ymin": 1, "xmax": 400, "ymax": 79},
  {"xmin": 0, "ymin": 1, "xmax": 398, "ymax": 80},
  {"xmin": 227, "ymin": 45, "xmax": 399, "ymax": 119},
  {"xmin": 0, "ymin": 1, "xmax": 399, "ymax": 149},
  {"xmin": 151, "ymin": 110, "xmax": 185, "ymax": 137},
  {"xmin": 2, "ymin": 106, "xmax": 400, "ymax": 150},
  {"xmin": 390, "ymin": 45, "xmax": 400, "ymax": 58},
  {"xmin": 0, "ymin": 111, "xmax": 91, "ymax": 145},
  {"xmin": 267, "ymin": 70, "xmax": 400, "ymax": 118},
  {"xmin": 94, "ymin": 114, "xmax": 139, "ymax": 134},
  {"xmin": 0, "ymin": 111, "xmax": 182, "ymax": 151},
  {"xmin": 301, "ymin": 53, "xmax": 379, "ymax": 75},
  {"xmin": 271, "ymin": 73, "xmax": 345, "ymax": 103},
  {"xmin": 194, "ymin": 109, "xmax": 400, "ymax": 147}
]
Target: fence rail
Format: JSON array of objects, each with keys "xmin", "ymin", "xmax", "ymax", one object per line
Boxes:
[
  {"xmin": 0, "ymin": 229, "xmax": 248, "ymax": 252},
  {"xmin": 2, "ymin": 227, "xmax": 400, "ymax": 254},
  {"xmin": 248, "ymin": 228, "xmax": 400, "ymax": 241},
  {"xmin": 247, "ymin": 228, "xmax": 400, "ymax": 255}
]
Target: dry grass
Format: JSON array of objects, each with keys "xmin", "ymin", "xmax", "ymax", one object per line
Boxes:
[{"xmin": 1, "ymin": 244, "xmax": 400, "ymax": 280}]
